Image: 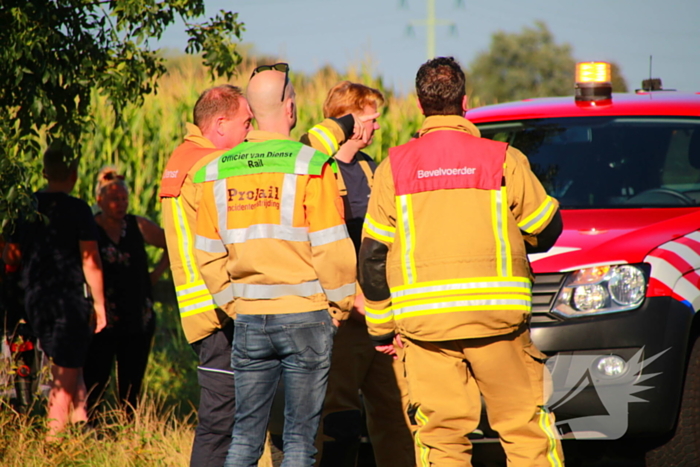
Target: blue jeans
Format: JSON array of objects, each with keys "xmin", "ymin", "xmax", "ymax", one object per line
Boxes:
[{"xmin": 224, "ymin": 310, "xmax": 336, "ymax": 467}]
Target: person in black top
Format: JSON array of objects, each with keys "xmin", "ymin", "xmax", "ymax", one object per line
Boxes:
[
  {"xmin": 82, "ymin": 167, "xmax": 168, "ymax": 416},
  {"xmin": 317, "ymin": 82, "xmax": 415, "ymax": 467},
  {"xmin": 3, "ymin": 144, "xmax": 107, "ymax": 441}
]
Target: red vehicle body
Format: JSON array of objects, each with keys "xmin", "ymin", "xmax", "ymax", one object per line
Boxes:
[{"xmin": 467, "ymin": 88, "xmax": 700, "ymax": 464}]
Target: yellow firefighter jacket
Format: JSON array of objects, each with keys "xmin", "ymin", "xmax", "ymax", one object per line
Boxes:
[
  {"xmin": 161, "ymin": 121, "xmax": 352, "ymax": 343},
  {"xmin": 360, "ymin": 115, "xmax": 559, "ymax": 342},
  {"xmin": 193, "ymin": 130, "xmax": 357, "ymax": 321}
]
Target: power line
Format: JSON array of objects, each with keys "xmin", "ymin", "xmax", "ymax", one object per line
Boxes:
[{"xmin": 404, "ymin": 0, "xmax": 463, "ymax": 60}]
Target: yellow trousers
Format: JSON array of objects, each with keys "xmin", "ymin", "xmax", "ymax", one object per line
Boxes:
[
  {"xmin": 320, "ymin": 319, "xmax": 415, "ymax": 467},
  {"xmin": 403, "ymin": 327, "xmax": 564, "ymax": 467}
]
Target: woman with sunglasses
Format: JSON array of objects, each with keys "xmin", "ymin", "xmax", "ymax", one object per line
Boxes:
[{"xmin": 83, "ymin": 167, "xmax": 169, "ymax": 417}]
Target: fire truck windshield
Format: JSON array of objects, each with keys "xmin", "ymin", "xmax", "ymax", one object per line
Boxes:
[{"xmin": 478, "ymin": 117, "xmax": 700, "ymax": 209}]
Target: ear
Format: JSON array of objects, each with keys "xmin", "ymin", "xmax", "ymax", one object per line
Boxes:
[
  {"xmin": 216, "ymin": 116, "xmax": 227, "ymax": 136},
  {"xmin": 462, "ymin": 95, "xmax": 469, "ymax": 114},
  {"xmin": 285, "ymin": 98, "xmax": 295, "ymax": 119},
  {"xmin": 416, "ymin": 98, "xmax": 424, "ymax": 115}
]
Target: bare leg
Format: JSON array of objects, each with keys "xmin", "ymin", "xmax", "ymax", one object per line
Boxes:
[
  {"xmin": 46, "ymin": 364, "xmax": 87, "ymax": 441},
  {"xmin": 70, "ymin": 368, "xmax": 88, "ymax": 424}
]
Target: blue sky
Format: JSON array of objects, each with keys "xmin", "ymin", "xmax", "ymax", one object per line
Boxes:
[{"xmin": 158, "ymin": 0, "xmax": 700, "ymax": 95}]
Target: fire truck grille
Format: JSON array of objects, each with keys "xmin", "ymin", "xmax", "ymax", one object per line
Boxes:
[{"xmin": 531, "ymin": 273, "xmax": 567, "ymax": 322}]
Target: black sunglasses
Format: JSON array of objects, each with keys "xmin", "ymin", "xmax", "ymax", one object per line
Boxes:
[{"xmin": 251, "ymin": 63, "xmax": 290, "ymax": 102}]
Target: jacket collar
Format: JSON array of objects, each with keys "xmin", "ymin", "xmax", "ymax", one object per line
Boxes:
[
  {"xmin": 184, "ymin": 123, "xmax": 216, "ymax": 148},
  {"xmin": 245, "ymin": 129, "xmax": 293, "ymax": 143},
  {"xmin": 419, "ymin": 115, "xmax": 481, "ymax": 138}
]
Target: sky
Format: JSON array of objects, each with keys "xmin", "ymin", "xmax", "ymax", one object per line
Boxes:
[{"xmin": 158, "ymin": 0, "xmax": 700, "ymax": 95}]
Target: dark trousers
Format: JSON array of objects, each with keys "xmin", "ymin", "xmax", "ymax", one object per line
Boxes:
[
  {"xmin": 83, "ymin": 318, "xmax": 155, "ymax": 415},
  {"xmin": 190, "ymin": 321, "xmax": 236, "ymax": 467}
]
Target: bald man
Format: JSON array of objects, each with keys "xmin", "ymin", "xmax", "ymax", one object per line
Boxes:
[{"xmin": 193, "ymin": 65, "xmax": 360, "ymax": 467}]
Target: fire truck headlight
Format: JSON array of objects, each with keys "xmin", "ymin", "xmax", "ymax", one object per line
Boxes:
[{"xmin": 553, "ymin": 264, "xmax": 647, "ymax": 318}]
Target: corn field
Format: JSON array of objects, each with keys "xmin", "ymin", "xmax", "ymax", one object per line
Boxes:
[{"xmin": 21, "ymin": 53, "xmax": 429, "ymax": 224}]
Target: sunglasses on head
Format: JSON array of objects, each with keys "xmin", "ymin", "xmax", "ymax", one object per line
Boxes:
[{"xmin": 251, "ymin": 63, "xmax": 290, "ymax": 102}]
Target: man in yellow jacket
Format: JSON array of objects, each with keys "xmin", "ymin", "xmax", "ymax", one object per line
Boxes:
[
  {"xmin": 160, "ymin": 82, "xmax": 359, "ymax": 466},
  {"xmin": 358, "ymin": 57, "xmax": 565, "ymax": 466},
  {"xmin": 194, "ymin": 65, "xmax": 357, "ymax": 467},
  {"xmin": 160, "ymin": 84, "xmax": 251, "ymax": 467}
]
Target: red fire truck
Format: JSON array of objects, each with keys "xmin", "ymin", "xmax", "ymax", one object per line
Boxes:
[{"xmin": 467, "ymin": 62, "xmax": 700, "ymax": 465}]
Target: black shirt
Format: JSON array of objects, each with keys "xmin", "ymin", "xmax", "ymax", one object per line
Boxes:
[
  {"xmin": 337, "ymin": 151, "xmax": 377, "ymax": 252},
  {"xmin": 11, "ymin": 191, "xmax": 98, "ymax": 300}
]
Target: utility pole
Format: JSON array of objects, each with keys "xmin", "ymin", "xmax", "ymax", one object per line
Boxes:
[{"xmin": 406, "ymin": 0, "xmax": 462, "ymax": 60}]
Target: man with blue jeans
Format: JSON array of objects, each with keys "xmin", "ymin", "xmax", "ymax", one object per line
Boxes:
[{"xmin": 194, "ymin": 63, "xmax": 357, "ymax": 466}]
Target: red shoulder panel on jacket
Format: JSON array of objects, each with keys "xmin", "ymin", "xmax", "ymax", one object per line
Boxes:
[
  {"xmin": 389, "ymin": 131, "xmax": 507, "ymax": 196},
  {"xmin": 159, "ymin": 143, "xmax": 219, "ymax": 198}
]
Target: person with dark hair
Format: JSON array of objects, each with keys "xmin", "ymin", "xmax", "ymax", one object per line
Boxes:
[
  {"xmin": 82, "ymin": 167, "xmax": 168, "ymax": 417},
  {"xmin": 317, "ymin": 81, "xmax": 415, "ymax": 467},
  {"xmin": 358, "ymin": 57, "xmax": 565, "ymax": 466},
  {"xmin": 2, "ymin": 143, "xmax": 107, "ymax": 441}
]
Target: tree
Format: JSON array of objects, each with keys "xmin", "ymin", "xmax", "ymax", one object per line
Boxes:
[
  {"xmin": 468, "ymin": 21, "xmax": 627, "ymax": 104},
  {"xmin": 0, "ymin": 0, "xmax": 244, "ymax": 234}
]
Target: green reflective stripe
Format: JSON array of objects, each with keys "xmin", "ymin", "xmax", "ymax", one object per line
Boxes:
[
  {"xmin": 539, "ymin": 408, "xmax": 564, "ymax": 467},
  {"xmin": 176, "ymin": 282, "xmax": 209, "ymax": 299},
  {"xmin": 415, "ymin": 408, "xmax": 431, "ymax": 467},
  {"xmin": 309, "ymin": 225, "xmax": 349, "ymax": 247},
  {"xmin": 173, "ymin": 197, "xmax": 197, "ymax": 282},
  {"xmin": 233, "ymin": 280, "xmax": 324, "ymax": 299},
  {"xmin": 393, "ymin": 297, "xmax": 531, "ymax": 318},
  {"xmin": 212, "ymin": 285, "xmax": 234, "ymax": 307},
  {"xmin": 280, "ymin": 173, "xmax": 297, "ymax": 226},
  {"xmin": 519, "ymin": 196, "xmax": 556, "ymax": 233},
  {"xmin": 398, "ymin": 195, "xmax": 416, "ymax": 284},
  {"xmin": 365, "ymin": 306, "xmax": 393, "ymax": 323},
  {"xmin": 308, "ymin": 125, "xmax": 339, "ymax": 154},
  {"xmin": 176, "ymin": 283, "xmax": 208, "ymax": 297},
  {"xmin": 221, "ymin": 224, "xmax": 309, "ymax": 244},
  {"xmin": 494, "ymin": 189, "xmax": 509, "ymax": 277},
  {"xmin": 391, "ymin": 278, "xmax": 531, "ymax": 300},
  {"xmin": 363, "ymin": 215, "xmax": 395, "ymax": 243},
  {"xmin": 180, "ymin": 296, "xmax": 216, "ymax": 314},
  {"xmin": 195, "ymin": 235, "xmax": 227, "ymax": 253},
  {"xmin": 323, "ymin": 282, "xmax": 356, "ymax": 302}
]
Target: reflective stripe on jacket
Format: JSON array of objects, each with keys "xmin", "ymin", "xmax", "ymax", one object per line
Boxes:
[
  {"xmin": 160, "ymin": 124, "xmax": 230, "ymax": 343},
  {"xmin": 361, "ymin": 115, "xmax": 559, "ymax": 341},
  {"xmin": 194, "ymin": 132, "xmax": 357, "ymax": 319}
]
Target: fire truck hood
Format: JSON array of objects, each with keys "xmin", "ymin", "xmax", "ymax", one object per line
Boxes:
[{"xmin": 528, "ymin": 207, "xmax": 700, "ymax": 273}]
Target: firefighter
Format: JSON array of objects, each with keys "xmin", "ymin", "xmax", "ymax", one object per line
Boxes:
[
  {"xmin": 358, "ymin": 57, "xmax": 565, "ymax": 466},
  {"xmin": 160, "ymin": 84, "xmax": 252, "ymax": 467},
  {"xmin": 318, "ymin": 81, "xmax": 415, "ymax": 467},
  {"xmin": 193, "ymin": 65, "xmax": 357, "ymax": 467}
]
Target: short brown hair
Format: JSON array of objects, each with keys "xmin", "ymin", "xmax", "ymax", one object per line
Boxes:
[
  {"xmin": 323, "ymin": 81, "xmax": 384, "ymax": 118},
  {"xmin": 415, "ymin": 57, "xmax": 465, "ymax": 116},
  {"xmin": 193, "ymin": 85, "xmax": 243, "ymax": 132},
  {"xmin": 43, "ymin": 142, "xmax": 78, "ymax": 182}
]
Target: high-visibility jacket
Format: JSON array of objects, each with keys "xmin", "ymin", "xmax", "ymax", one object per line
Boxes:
[
  {"xmin": 193, "ymin": 131, "xmax": 357, "ymax": 320},
  {"xmin": 161, "ymin": 121, "xmax": 352, "ymax": 343},
  {"xmin": 359, "ymin": 115, "xmax": 559, "ymax": 342}
]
